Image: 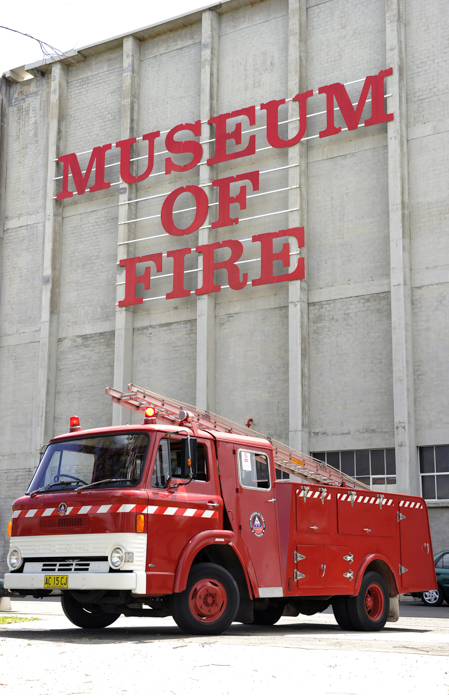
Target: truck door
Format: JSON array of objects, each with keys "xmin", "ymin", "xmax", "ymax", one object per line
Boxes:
[
  {"xmin": 234, "ymin": 447, "xmax": 283, "ymax": 595},
  {"xmin": 398, "ymin": 497, "xmax": 436, "ymax": 591}
]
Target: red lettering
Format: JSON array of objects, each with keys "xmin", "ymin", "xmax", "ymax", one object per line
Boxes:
[
  {"xmin": 161, "ymin": 185, "xmax": 208, "ymax": 237},
  {"xmin": 118, "ymin": 253, "xmax": 163, "ymax": 307},
  {"xmin": 116, "ymin": 132, "xmax": 160, "ymax": 184},
  {"xmin": 211, "ymin": 171, "xmax": 260, "ymax": 229},
  {"xmin": 252, "ymin": 228, "xmax": 305, "ymax": 286},
  {"xmin": 166, "ymin": 247, "xmax": 192, "ymax": 300},
  {"xmin": 261, "ymin": 90, "xmax": 313, "ymax": 148},
  {"xmin": 165, "ymin": 122, "xmax": 203, "ymax": 175},
  {"xmin": 207, "ymin": 107, "xmax": 256, "ymax": 165},
  {"xmin": 195, "ymin": 239, "xmax": 247, "ymax": 295},
  {"xmin": 318, "ymin": 68, "xmax": 393, "ymax": 138},
  {"xmin": 57, "ymin": 144, "xmax": 112, "ymax": 200}
]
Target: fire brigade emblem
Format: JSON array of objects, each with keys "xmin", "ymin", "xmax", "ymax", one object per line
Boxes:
[
  {"xmin": 58, "ymin": 502, "xmax": 68, "ymax": 516},
  {"xmin": 249, "ymin": 512, "xmax": 265, "ymax": 537}
]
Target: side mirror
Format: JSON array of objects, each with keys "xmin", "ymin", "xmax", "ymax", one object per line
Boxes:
[{"xmin": 180, "ymin": 437, "xmax": 197, "ymax": 478}]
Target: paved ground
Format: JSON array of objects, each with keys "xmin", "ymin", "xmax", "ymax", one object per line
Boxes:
[{"xmin": 0, "ymin": 598, "xmax": 448, "ymax": 697}]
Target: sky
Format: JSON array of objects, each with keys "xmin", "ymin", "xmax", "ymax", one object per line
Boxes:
[{"xmin": 0, "ymin": 0, "xmax": 214, "ymax": 76}]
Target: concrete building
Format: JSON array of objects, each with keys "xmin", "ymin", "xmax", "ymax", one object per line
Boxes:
[{"xmin": 1, "ymin": 0, "xmax": 448, "ymax": 575}]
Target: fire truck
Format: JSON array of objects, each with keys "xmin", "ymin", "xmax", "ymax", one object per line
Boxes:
[{"xmin": 4, "ymin": 385, "xmax": 437, "ymax": 634}]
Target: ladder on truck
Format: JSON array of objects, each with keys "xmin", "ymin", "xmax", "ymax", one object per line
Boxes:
[{"xmin": 106, "ymin": 384, "xmax": 369, "ymax": 490}]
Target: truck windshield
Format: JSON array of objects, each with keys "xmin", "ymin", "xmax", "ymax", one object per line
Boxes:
[{"xmin": 27, "ymin": 433, "xmax": 149, "ymax": 494}]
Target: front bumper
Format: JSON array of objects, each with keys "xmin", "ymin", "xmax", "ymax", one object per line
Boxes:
[{"xmin": 4, "ymin": 572, "xmax": 145, "ymax": 593}]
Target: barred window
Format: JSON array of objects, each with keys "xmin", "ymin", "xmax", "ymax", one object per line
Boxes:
[
  {"xmin": 419, "ymin": 446, "xmax": 449, "ymax": 500},
  {"xmin": 311, "ymin": 449, "xmax": 396, "ymax": 491}
]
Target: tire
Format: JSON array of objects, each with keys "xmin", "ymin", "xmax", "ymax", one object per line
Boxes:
[
  {"xmin": 332, "ymin": 596, "xmax": 356, "ymax": 631},
  {"xmin": 422, "ymin": 588, "xmax": 444, "ymax": 606},
  {"xmin": 170, "ymin": 563, "xmax": 239, "ymax": 635},
  {"xmin": 347, "ymin": 572, "xmax": 389, "ymax": 632},
  {"xmin": 251, "ymin": 602, "xmax": 284, "ymax": 626},
  {"xmin": 61, "ymin": 592, "xmax": 120, "ymax": 629}
]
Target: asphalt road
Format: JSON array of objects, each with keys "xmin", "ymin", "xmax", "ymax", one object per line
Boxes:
[{"xmin": 1, "ymin": 598, "xmax": 448, "ymax": 698}]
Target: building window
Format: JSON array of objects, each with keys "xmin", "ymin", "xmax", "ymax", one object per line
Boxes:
[
  {"xmin": 419, "ymin": 446, "xmax": 449, "ymax": 500},
  {"xmin": 311, "ymin": 449, "xmax": 396, "ymax": 491}
]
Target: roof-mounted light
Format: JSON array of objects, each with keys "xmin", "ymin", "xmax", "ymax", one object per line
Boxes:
[
  {"xmin": 69, "ymin": 416, "xmax": 81, "ymax": 432},
  {"xmin": 143, "ymin": 406, "xmax": 156, "ymax": 424}
]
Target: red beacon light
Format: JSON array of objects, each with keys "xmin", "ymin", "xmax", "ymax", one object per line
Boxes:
[
  {"xmin": 143, "ymin": 406, "xmax": 156, "ymax": 425},
  {"xmin": 69, "ymin": 416, "xmax": 81, "ymax": 432}
]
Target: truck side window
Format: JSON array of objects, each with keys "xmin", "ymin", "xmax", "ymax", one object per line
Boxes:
[
  {"xmin": 238, "ymin": 451, "xmax": 270, "ymax": 490},
  {"xmin": 151, "ymin": 438, "xmax": 208, "ymax": 488}
]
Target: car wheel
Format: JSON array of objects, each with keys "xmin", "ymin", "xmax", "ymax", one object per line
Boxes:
[
  {"xmin": 347, "ymin": 572, "xmax": 389, "ymax": 631},
  {"xmin": 422, "ymin": 588, "xmax": 444, "ymax": 606},
  {"xmin": 170, "ymin": 563, "xmax": 239, "ymax": 635},
  {"xmin": 61, "ymin": 592, "xmax": 120, "ymax": 629},
  {"xmin": 332, "ymin": 595, "xmax": 356, "ymax": 630}
]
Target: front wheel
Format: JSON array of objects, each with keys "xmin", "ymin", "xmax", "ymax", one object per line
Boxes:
[
  {"xmin": 422, "ymin": 588, "xmax": 444, "ymax": 606},
  {"xmin": 347, "ymin": 572, "xmax": 389, "ymax": 631},
  {"xmin": 61, "ymin": 592, "xmax": 120, "ymax": 629},
  {"xmin": 170, "ymin": 563, "xmax": 239, "ymax": 635}
]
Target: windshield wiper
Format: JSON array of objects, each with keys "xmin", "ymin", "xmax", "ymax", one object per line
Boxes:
[
  {"xmin": 28, "ymin": 480, "xmax": 83, "ymax": 498},
  {"xmin": 75, "ymin": 478, "xmax": 138, "ymax": 493}
]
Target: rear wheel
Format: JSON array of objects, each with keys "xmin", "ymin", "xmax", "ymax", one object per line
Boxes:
[
  {"xmin": 332, "ymin": 596, "xmax": 356, "ymax": 630},
  {"xmin": 170, "ymin": 563, "xmax": 239, "ymax": 635},
  {"xmin": 61, "ymin": 592, "xmax": 120, "ymax": 629},
  {"xmin": 251, "ymin": 602, "xmax": 284, "ymax": 626},
  {"xmin": 422, "ymin": 588, "xmax": 444, "ymax": 606},
  {"xmin": 347, "ymin": 572, "xmax": 389, "ymax": 631}
]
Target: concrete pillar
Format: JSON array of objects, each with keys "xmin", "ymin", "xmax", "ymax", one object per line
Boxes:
[
  {"xmin": 288, "ymin": 0, "xmax": 309, "ymax": 454},
  {"xmin": 0, "ymin": 79, "xmax": 8, "ymax": 288},
  {"xmin": 36, "ymin": 63, "xmax": 67, "ymax": 448},
  {"xmin": 386, "ymin": 0, "xmax": 419, "ymax": 494},
  {"xmin": 112, "ymin": 36, "xmax": 140, "ymax": 425},
  {"xmin": 196, "ymin": 9, "xmax": 219, "ymax": 411}
]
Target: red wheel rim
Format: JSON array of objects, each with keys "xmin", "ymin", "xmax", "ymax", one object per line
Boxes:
[
  {"xmin": 188, "ymin": 578, "xmax": 227, "ymax": 622},
  {"xmin": 364, "ymin": 583, "xmax": 384, "ymax": 621}
]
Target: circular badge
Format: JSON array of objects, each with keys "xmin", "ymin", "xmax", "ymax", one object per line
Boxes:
[
  {"xmin": 249, "ymin": 511, "xmax": 265, "ymax": 537},
  {"xmin": 58, "ymin": 502, "xmax": 68, "ymax": 516}
]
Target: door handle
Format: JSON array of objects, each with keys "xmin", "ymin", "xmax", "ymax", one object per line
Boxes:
[
  {"xmin": 207, "ymin": 502, "xmax": 219, "ymax": 508},
  {"xmin": 321, "ymin": 564, "xmax": 326, "ymax": 577},
  {"xmin": 267, "ymin": 498, "xmax": 276, "ymax": 503}
]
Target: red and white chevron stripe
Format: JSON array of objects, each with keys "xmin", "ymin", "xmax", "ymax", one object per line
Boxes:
[{"xmin": 12, "ymin": 504, "xmax": 218, "ymax": 519}]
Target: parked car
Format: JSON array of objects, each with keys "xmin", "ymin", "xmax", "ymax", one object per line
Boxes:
[{"xmin": 421, "ymin": 550, "xmax": 449, "ymax": 606}]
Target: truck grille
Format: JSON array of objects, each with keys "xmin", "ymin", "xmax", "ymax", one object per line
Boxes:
[
  {"xmin": 23, "ymin": 560, "xmax": 109, "ymax": 574},
  {"xmin": 40, "ymin": 517, "xmax": 88, "ymax": 529}
]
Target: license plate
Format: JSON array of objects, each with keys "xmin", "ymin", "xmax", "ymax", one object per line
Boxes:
[{"xmin": 44, "ymin": 575, "xmax": 68, "ymax": 589}]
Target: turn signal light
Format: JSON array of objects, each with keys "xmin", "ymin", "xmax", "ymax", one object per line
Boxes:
[
  {"xmin": 143, "ymin": 406, "xmax": 156, "ymax": 424},
  {"xmin": 69, "ymin": 416, "xmax": 81, "ymax": 432},
  {"xmin": 136, "ymin": 514, "xmax": 145, "ymax": 533},
  {"xmin": 7, "ymin": 521, "xmax": 12, "ymax": 537}
]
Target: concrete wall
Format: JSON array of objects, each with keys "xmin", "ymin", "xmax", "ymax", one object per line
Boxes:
[{"xmin": 1, "ymin": 0, "xmax": 448, "ymax": 573}]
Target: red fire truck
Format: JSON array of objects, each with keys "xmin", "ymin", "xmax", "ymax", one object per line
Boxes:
[{"xmin": 5, "ymin": 385, "xmax": 436, "ymax": 634}]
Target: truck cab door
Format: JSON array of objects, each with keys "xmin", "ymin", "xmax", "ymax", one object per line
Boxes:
[{"xmin": 234, "ymin": 446, "xmax": 283, "ymax": 596}]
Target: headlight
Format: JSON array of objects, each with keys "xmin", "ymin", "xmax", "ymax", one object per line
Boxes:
[
  {"xmin": 110, "ymin": 547, "xmax": 125, "ymax": 569},
  {"xmin": 8, "ymin": 548, "xmax": 22, "ymax": 571}
]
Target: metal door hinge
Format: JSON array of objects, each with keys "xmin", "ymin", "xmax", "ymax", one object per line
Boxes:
[
  {"xmin": 300, "ymin": 486, "xmax": 310, "ymax": 503},
  {"xmin": 399, "ymin": 565, "xmax": 408, "ymax": 575},
  {"xmin": 343, "ymin": 570, "xmax": 354, "ymax": 581},
  {"xmin": 294, "ymin": 552, "xmax": 305, "ymax": 562},
  {"xmin": 294, "ymin": 570, "xmax": 305, "ymax": 581},
  {"xmin": 348, "ymin": 490, "xmax": 357, "ymax": 507},
  {"xmin": 397, "ymin": 511, "xmax": 406, "ymax": 522},
  {"xmin": 343, "ymin": 553, "xmax": 353, "ymax": 563},
  {"xmin": 319, "ymin": 487, "xmax": 327, "ymax": 504}
]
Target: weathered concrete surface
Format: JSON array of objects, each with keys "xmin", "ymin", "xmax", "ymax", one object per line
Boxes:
[{"xmin": 0, "ymin": 600, "xmax": 448, "ymax": 697}]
